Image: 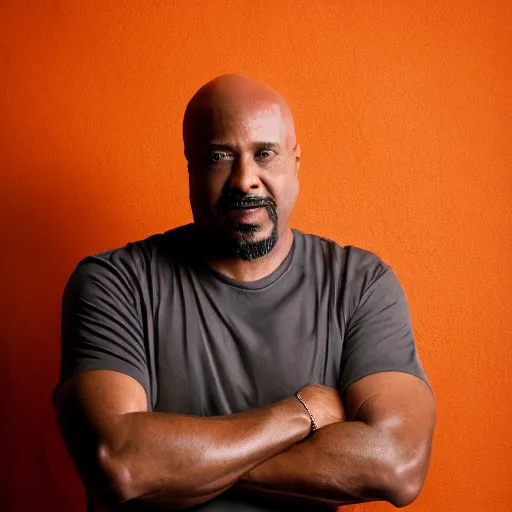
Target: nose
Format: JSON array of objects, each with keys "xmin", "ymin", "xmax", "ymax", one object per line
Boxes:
[{"xmin": 227, "ymin": 155, "xmax": 261, "ymax": 194}]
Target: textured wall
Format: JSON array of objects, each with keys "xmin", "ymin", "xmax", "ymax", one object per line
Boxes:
[{"xmin": 1, "ymin": 1, "xmax": 511, "ymax": 510}]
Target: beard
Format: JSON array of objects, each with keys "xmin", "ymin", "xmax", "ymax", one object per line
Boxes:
[
  {"xmin": 227, "ymin": 221, "xmax": 279, "ymax": 260},
  {"xmin": 214, "ymin": 189, "xmax": 279, "ymax": 260}
]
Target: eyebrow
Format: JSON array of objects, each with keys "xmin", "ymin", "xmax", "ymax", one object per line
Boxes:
[{"xmin": 209, "ymin": 141, "xmax": 280, "ymax": 151}]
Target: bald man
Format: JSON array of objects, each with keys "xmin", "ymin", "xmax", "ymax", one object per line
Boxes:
[{"xmin": 54, "ymin": 74, "xmax": 436, "ymax": 511}]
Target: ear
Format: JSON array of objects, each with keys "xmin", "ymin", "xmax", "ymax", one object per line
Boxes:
[
  {"xmin": 294, "ymin": 142, "xmax": 301, "ymax": 171},
  {"xmin": 184, "ymin": 149, "xmax": 191, "ymax": 174}
]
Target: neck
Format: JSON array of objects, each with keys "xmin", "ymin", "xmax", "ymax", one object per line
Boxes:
[{"xmin": 200, "ymin": 228, "xmax": 294, "ymax": 282}]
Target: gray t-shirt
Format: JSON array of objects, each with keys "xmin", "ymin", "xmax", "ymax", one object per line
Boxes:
[{"xmin": 56, "ymin": 224, "xmax": 428, "ymax": 511}]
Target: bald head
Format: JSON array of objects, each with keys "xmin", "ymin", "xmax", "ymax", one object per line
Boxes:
[
  {"xmin": 184, "ymin": 74, "xmax": 301, "ymax": 262},
  {"xmin": 183, "ymin": 74, "xmax": 297, "ymax": 156}
]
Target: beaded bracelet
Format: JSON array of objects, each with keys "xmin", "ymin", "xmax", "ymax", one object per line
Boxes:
[{"xmin": 295, "ymin": 392, "xmax": 318, "ymax": 435}]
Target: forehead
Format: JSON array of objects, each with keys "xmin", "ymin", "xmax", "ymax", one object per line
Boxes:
[{"xmin": 203, "ymin": 102, "xmax": 285, "ymax": 145}]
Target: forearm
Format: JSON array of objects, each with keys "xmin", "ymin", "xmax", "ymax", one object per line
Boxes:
[
  {"xmin": 235, "ymin": 420, "xmax": 427, "ymax": 508},
  {"xmin": 100, "ymin": 397, "xmax": 311, "ymax": 508}
]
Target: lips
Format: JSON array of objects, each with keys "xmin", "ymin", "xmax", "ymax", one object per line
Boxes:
[
  {"xmin": 229, "ymin": 205, "xmax": 264, "ymax": 211},
  {"xmin": 226, "ymin": 206, "xmax": 267, "ymax": 222}
]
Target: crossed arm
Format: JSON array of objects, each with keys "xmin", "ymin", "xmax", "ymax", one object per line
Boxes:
[{"xmin": 54, "ymin": 369, "xmax": 436, "ymax": 510}]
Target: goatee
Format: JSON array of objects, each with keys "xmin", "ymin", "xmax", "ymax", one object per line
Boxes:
[
  {"xmin": 216, "ymin": 189, "xmax": 279, "ymax": 260},
  {"xmin": 227, "ymin": 222, "xmax": 279, "ymax": 260}
]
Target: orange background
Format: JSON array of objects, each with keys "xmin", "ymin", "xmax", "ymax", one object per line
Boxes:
[{"xmin": 2, "ymin": 1, "xmax": 511, "ymax": 511}]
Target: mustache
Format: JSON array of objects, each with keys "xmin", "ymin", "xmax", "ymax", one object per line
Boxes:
[{"xmin": 218, "ymin": 190, "xmax": 277, "ymax": 211}]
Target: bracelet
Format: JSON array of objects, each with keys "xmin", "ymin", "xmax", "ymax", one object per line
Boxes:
[{"xmin": 295, "ymin": 392, "xmax": 318, "ymax": 435}]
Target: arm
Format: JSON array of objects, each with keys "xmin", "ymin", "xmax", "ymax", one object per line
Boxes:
[
  {"xmin": 55, "ymin": 253, "xmax": 343, "ymax": 508},
  {"xmin": 235, "ymin": 260, "xmax": 436, "ymax": 508},
  {"xmin": 54, "ymin": 371, "xmax": 343, "ymax": 509},
  {"xmin": 235, "ymin": 371, "xmax": 436, "ymax": 508}
]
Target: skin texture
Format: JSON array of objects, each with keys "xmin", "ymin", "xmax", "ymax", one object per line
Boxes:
[
  {"xmin": 236, "ymin": 373, "xmax": 435, "ymax": 508},
  {"xmin": 55, "ymin": 373, "xmax": 344, "ymax": 508},
  {"xmin": 54, "ymin": 74, "xmax": 436, "ymax": 510}
]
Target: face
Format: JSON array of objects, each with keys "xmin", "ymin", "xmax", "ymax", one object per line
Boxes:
[{"xmin": 187, "ymin": 102, "xmax": 300, "ymax": 260}]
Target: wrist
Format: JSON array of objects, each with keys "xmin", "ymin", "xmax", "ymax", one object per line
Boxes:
[
  {"xmin": 295, "ymin": 392, "xmax": 317, "ymax": 436},
  {"xmin": 275, "ymin": 396, "xmax": 311, "ymax": 439}
]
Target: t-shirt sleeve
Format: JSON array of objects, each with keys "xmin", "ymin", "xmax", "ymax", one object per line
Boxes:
[
  {"xmin": 53, "ymin": 255, "xmax": 151, "ymax": 406},
  {"xmin": 340, "ymin": 259, "xmax": 429, "ymax": 393}
]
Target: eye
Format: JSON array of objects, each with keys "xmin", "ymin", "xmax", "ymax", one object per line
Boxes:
[
  {"xmin": 209, "ymin": 151, "xmax": 233, "ymax": 164},
  {"xmin": 256, "ymin": 149, "xmax": 274, "ymax": 159}
]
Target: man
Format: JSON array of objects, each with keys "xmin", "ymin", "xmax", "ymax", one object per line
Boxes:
[{"xmin": 54, "ymin": 74, "xmax": 436, "ymax": 511}]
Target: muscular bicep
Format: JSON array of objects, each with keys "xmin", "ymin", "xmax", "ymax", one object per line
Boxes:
[
  {"xmin": 54, "ymin": 370, "xmax": 148, "ymax": 501},
  {"xmin": 344, "ymin": 371, "xmax": 436, "ymax": 476},
  {"xmin": 55, "ymin": 369, "xmax": 148, "ymax": 425},
  {"xmin": 345, "ymin": 371, "xmax": 435, "ymax": 424}
]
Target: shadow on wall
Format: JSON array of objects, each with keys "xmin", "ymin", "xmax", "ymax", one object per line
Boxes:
[{"xmin": 2, "ymin": 160, "xmax": 118, "ymax": 511}]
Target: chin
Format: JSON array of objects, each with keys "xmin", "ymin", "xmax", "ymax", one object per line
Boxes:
[
  {"xmin": 231, "ymin": 223, "xmax": 271, "ymax": 240},
  {"xmin": 212, "ymin": 221, "xmax": 277, "ymax": 261}
]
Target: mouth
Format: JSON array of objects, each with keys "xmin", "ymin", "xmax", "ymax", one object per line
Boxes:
[
  {"xmin": 225, "ymin": 205, "xmax": 267, "ymax": 223},
  {"xmin": 229, "ymin": 205, "xmax": 265, "ymax": 211}
]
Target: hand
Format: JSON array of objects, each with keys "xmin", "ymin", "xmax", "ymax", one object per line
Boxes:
[{"xmin": 297, "ymin": 384, "xmax": 345, "ymax": 429}]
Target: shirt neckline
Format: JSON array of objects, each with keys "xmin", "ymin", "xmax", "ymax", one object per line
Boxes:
[{"xmin": 191, "ymin": 228, "xmax": 298, "ymax": 291}]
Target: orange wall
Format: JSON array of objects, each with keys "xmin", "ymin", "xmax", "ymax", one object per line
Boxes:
[{"xmin": 2, "ymin": 1, "xmax": 511, "ymax": 510}]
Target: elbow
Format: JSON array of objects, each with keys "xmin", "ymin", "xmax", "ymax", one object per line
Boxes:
[
  {"xmin": 387, "ymin": 474, "xmax": 423, "ymax": 508},
  {"xmin": 95, "ymin": 446, "xmax": 213, "ymax": 510},
  {"xmin": 384, "ymin": 456, "xmax": 429, "ymax": 508},
  {"xmin": 96, "ymin": 444, "xmax": 139, "ymax": 504}
]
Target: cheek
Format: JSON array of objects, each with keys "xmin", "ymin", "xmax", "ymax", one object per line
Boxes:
[
  {"xmin": 205, "ymin": 174, "xmax": 227, "ymax": 206},
  {"xmin": 189, "ymin": 171, "xmax": 226, "ymax": 210},
  {"xmin": 277, "ymin": 175, "xmax": 299, "ymax": 213}
]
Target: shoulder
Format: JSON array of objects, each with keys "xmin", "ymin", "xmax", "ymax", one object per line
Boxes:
[
  {"xmin": 65, "ymin": 224, "xmax": 193, "ymax": 295},
  {"xmin": 293, "ymin": 229, "xmax": 390, "ymax": 284}
]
